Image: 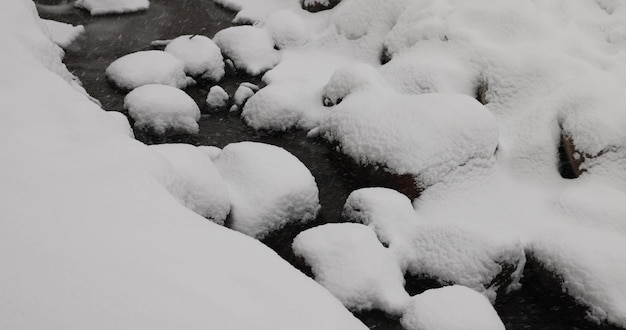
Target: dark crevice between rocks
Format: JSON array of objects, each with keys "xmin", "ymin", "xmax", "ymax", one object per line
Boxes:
[
  {"xmin": 301, "ymin": 0, "xmax": 342, "ymax": 13},
  {"xmin": 380, "ymin": 45, "xmax": 393, "ymax": 65},
  {"xmin": 475, "ymin": 76, "xmax": 490, "ymax": 105}
]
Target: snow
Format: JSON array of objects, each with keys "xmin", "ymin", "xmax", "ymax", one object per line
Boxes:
[
  {"xmin": 343, "ymin": 188, "xmax": 418, "ymax": 246},
  {"xmin": 206, "ymin": 85, "xmax": 230, "ymax": 110},
  {"xmin": 124, "ymin": 84, "xmax": 200, "ymax": 134},
  {"xmin": 233, "ymin": 84, "xmax": 255, "ymax": 107},
  {"xmin": 0, "ymin": 1, "xmax": 368, "ymax": 329},
  {"xmin": 401, "ymin": 286, "xmax": 505, "ymax": 330},
  {"xmin": 318, "ymin": 87, "xmax": 498, "ymax": 187},
  {"xmin": 74, "ymin": 0, "xmax": 149, "ymax": 15},
  {"xmin": 164, "ymin": 35, "xmax": 225, "ymax": 81},
  {"xmin": 212, "ymin": 142, "xmax": 320, "ymax": 239},
  {"xmin": 41, "ymin": 19, "xmax": 84, "ymax": 49},
  {"xmin": 242, "ymin": 81, "xmax": 326, "ymax": 131},
  {"xmin": 106, "ymin": 50, "xmax": 195, "ymax": 90},
  {"xmin": 149, "ymin": 144, "xmax": 231, "ymax": 224},
  {"xmin": 263, "ymin": 10, "xmax": 309, "ymax": 49},
  {"xmin": 107, "ymin": 111, "xmax": 135, "ymax": 138},
  {"xmin": 213, "ymin": 26, "xmax": 280, "ymax": 76},
  {"xmin": 293, "ymin": 223, "xmax": 409, "ymax": 316},
  {"xmin": 197, "ymin": 145, "xmax": 222, "ymax": 161}
]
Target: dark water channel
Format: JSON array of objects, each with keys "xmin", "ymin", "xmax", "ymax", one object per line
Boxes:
[{"xmin": 38, "ymin": 1, "xmax": 622, "ymax": 329}]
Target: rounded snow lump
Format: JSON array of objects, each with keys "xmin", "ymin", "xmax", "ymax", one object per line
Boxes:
[
  {"xmin": 124, "ymin": 84, "xmax": 200, "ymax": 134},
  {"xmin": 149, "ymin": 144, "xmax": 230, "ymax": 224},
  {"xmin": 213, "ymin": 26, "xmax": 280, "ymax": 76},
  {"xmin": 106, "ymin": 50, "xmax": 195, "ymax": 90},
  {"xmin": 164, "ymin": 35, "xmax": 225, "ymax": 81},
  {"xmin": 213, "ymin": 142, "xmax": 320, "ymax": 239},
  {"xmin": 293, "ymin": 223, "xmax": 409, "ymax": 316},
  {"xmin": 401, "ymin": 285, "xmax": 505, "ymax": 330}
]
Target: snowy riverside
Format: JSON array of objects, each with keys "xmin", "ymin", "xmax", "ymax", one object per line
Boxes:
[{"xmin": 2, "ymin": 0, "xmax": 626, "ymax": 329}]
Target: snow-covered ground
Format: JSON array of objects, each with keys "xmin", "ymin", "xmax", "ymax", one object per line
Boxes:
[
  {"xmin": 5, "ymin": 0, "xmax": 626, "ymax": 328},
  {"xmin": 0, "ymin": 1, "xmax": 367, "ymax": 329}
]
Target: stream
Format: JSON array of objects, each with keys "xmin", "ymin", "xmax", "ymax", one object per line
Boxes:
[{"xmin": 38, "ymin": 1, "xmax": 623, "ymax": 329}]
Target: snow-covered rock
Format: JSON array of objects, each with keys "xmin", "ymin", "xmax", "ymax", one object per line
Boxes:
[
  {"xmin": 41, "ymin": 19, "xmax": 84, "ymax": 49},
  {"xmin": 149, "ymin": 144, "xmax": 230, "ymax": 224},
  {"xmin": 164, "ymin": 35, "xmax": 225, "ymax": 81},
  {"xmin": 233, "ymin": 84, "xmax": 255, "ymax": 108},
  {"xmin": 106, "ymin": 50, "xmax": 195, "ymax": 90},
  {"xmin": 213, "ymin": 142, "xmax": 320, "ymax": 239},
  {"xmin": 401, "ymin": 286, "xmax": 505, "ymax": 330},
  {"xmin": 213, "ymin": 26, "xmax": 280, "ymax": 76},
  {"xmin": 206, "ymin": 86, "xmax": 229, "ymax": 110},
  {"xmin": 318, "ymin": 88, "xmax": 498, "ymax": 187},
  {"xmin": 293, "ymin": 223, "xmax": 409, "ymax": 316},
  {"xmin": 529, "ymin": 227, "xmax": 626, "ymax": 326},
  {"xmin": 124, "ymin": 84, "xmax": 200, "ymax": 134},
  {"xmin": 343, "ymin": 187, "xmax": 417, "ymax": 246},
  {"xmin": 302, "ymin": 0, "xmax": 342, "ymax": 12},
  {"xmin": 74, "ymin": 0, "xmax": 149, "ymax": 15},
  {"xmin": 197, "ymin": 145, "xmax": 222, "ymax": 161},
  {"xmin": 264, "ymin": 10, "xmax": 309, "ymax": 49}
]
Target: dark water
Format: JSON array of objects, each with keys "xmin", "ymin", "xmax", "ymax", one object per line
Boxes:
[{"xmin": 38, "ymin": 1, "xmax": 623, "ymax": 329}]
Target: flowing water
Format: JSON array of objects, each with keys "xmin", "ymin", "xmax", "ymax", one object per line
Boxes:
[{"xmin": 38, "ymin": 1, "xmax": 623, "ymax": 329}]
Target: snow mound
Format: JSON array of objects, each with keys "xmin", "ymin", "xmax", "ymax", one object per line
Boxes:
[
  {"xmin": 42, "ymin": 19, "xmax": 84, "ymax": 49},
  {"xmin": 234, "ymin": 84, "xmax": 255, "ymax": 107},
  {"xmin": 293, "ymin": 223, "xmax": 409, "ymax": 316},
  {"xmin": 318, "ymin": 88, "xmax": 498, "ymax": 187},
  {"xmin": 106, "ymin": 50, "xmax": 195, "ymax": 90},
  {"xmin": 322, "ymin": 63, "xmax": 386, "ymax": 106},
  {"xmin": 264, "ymin": 10, "xmax": 309, "ymax": 49},
  {"xmin": 164, "ymin": 35, "xmax": 225, "ymax": 81},
  {"xmin": 197, "ymin": 145, "xmax": 222, "ymax": 161},
  {"xmin": 107, "ymin": 111, "xmax": 134, "ymax": 138},
  {"xmin": 213, "ymin": 26, "xmax": 280, "ymax": 76},
  {"xmin": 242, "ymin": 81, "xmax": 326, "ymax": 131},
  {"xmin": 529, "ymin": 227, "xmax": 626, "ymax": 326},
  {"xmin": 149, "ymin": 144, "xmax": 230, "ymax": 224},
  {"xmin": 124, "ymin": 84, "xmax": 200, "ymax": 134},
  {"xmin": 213, "ymin": 142, "xmax": 320, "ymax": 239},
  {"xmin": 74, "ymin": 0, "xmax": 149, "ymax": 15},
  {"xmin": 343, "ymin": 187, "xmax": 417, "ymax": 246},
  {"xmin": 401, "ymin": 285, "xmax": 505, "ymax": 330},
  {"xmin": 206, "ymin": 85, "xmax": 229, "ymax": 110}
]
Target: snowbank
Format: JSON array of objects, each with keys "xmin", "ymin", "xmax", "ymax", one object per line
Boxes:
[
  {"xmin": 263, "ymin": 10, "xmax": 309, "ymax": 49},
  {"xmin": 149, "ymin": 144, "xmax": 230, "ymax": 224},
  {"xmin": 164, "ymin": 35, "xmax": 225, "ymax": 81},
  {"xmin": 293, "ymin": 223, "xmax": 409, "ymax": 316},
  {"xmin": 42, "ymin": 19, "xmax": 84, "ymax": 49},
  {"xmin": 213, "ymin": 142, "xmax": 320, "ymax": 239},
  {"xmin": 0, "ymin": 1, "xmax": 367, "ymax": 329},
  {"xmin": 401, "ymin": 286, "xmax": 505, "ymax": 330},
  {"xmin": 213, "ymin": 26, "xmax": 280, "ymax": 76},
  {"xmin": 124, "ymin": 84, "xmax": 200, "ymax": 134},
  {"xmin": 75, "ymin": 0, "xmax": 149, "ymax": 15},
  {"xmin": 106, "ymin": 50, "xmax": 195, "ymax": 90}
]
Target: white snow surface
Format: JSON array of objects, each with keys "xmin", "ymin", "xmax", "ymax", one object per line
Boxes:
[
  {"xmin": 213, "ymin": 26, "xmax": 280, "ymax": 76},
  {"xmin": 75, "ymin": 0, "xmax": 149, "ymax": 15},
  {"xmin": 216, "ymin": 0, "xmax": 626, "ymax": 324},
  {"xmin": 319, "ymin": 87, "xmax": 498, "ymax": 187},
  {"xmin": 42, "ymin": 19, "xmax": 84, "ymax": 49},
  {"xmin": 263, "ymin": 10, "xmax": 310, "ymax": 49},
  {"xmin": 206, "ymin": 85, "xmax": 230, "ymax": 110},
  {"xmin": 233, "ymin": 84, "xmax": 255, "ymax": 107},
  {"xmin": 106, "ymin": 50, "xmax": 195, "ymax": 90},
  {"xmin": 164, "ymin": 35, "xmax": 225, "ymax": 81},
  {"xmin": 213, "ymin": 142, "xmax": 320, "ymax": 239},
  {"xmin": 0, "ymin": 2, "xmax": 367, "ymax": 329},
  {"xmin": 124, "ymin": 84, "xmax": 200, "ymax": 134},
  {"xmin": 401, "ymin": 286, "xmax": 505, "ymax": 330},
  {"xmin": 293, "ymin": 223, "xmax": 409, "ymax": 316},
  {"xmin": 149, "ymin": 144, "xmax": 231, "ymax": 224}
]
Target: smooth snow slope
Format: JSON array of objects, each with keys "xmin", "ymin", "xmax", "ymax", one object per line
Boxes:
[{"xmin": 0, "ymin": 1, "xmax": 366, "ymax": 329}]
